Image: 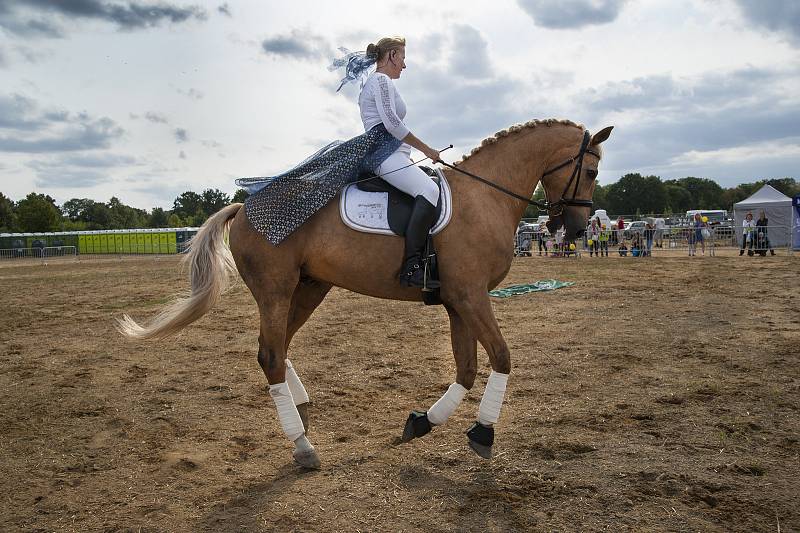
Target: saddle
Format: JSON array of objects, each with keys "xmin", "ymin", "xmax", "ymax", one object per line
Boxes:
[
  {"xmin": 354, "ymin": 165, "xmax": 444, "ymax": 236},
  {"xmin": 353, "ymin": 165, "xmax": 443, "ymax": 305}
]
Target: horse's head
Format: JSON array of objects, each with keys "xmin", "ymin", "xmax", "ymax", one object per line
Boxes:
[{"xmin": 543, "ymin": 126, "xmax": 613, "ymax": 241}]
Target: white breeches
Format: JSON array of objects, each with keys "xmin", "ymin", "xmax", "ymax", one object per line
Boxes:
[{"xmin": 376, "ymin": 150, "xmax": 440, "ymax": 206}]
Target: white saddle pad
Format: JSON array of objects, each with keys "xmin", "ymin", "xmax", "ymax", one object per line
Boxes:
[{"xmin": 339, "ymin": 169, "xmax": 452, "ymax": 236}]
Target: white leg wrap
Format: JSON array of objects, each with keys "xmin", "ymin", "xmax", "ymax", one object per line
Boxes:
[
  {"xmin": 478, "ymin": 371, "xmax": 509, "ymax": 426},
  {"xmin": 285, "ymin": 360, "xmax": 309, "ymax": 405},
  {"xmin": 427, "ymin": 383, "xmax": 468, "ymax": 425},
  {"xmin": 268, "ymin": 382, "xmax": 305, "ymax": 442}
]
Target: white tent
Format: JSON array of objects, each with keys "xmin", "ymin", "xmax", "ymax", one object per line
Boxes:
[{"xmin": 733, "ymin": 185, "xmax": 793, "ymax": 247}]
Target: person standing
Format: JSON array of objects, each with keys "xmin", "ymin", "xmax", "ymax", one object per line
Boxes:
[
  {"xmin": 644, "ymin": 222, "xmax": 655, "ymax": 257},
  {"xmin": 616, "ymin": 216, "xmax": 625, "ymax": 243},
  {"xmin": 755, "ymin": 210, "xmax": 776, "ymax": 256},
  {"xmin": 598, "ymin": 223, "xmax": 610, "ymax": 257},
  {"xmin": 740, "ymin": 212, "xmax": 755, "ymax": 256},
  {"xmin": 588, "ymin": 218, "xmax": 600, "ymax": 257},
  {"xmin": 689, "ymin": 213, "xmax": 706, "ymax": 256}
]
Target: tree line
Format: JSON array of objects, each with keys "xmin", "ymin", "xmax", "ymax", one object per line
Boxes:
[
  {"xmin": 0, "ymin": 189, "xmax": 249, "ymax": 233},
  {"xmin": 2, "ymin": 175, "xmax": 797, "ymax": 233},
  {"xmin": 524, "ymin": 176, "xmax": 798, "ymax": 219}
]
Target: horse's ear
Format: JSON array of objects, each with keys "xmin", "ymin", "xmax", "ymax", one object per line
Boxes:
[{"xmin": 590, "ymin": 126, "xmax": 613, "ymax": 146}]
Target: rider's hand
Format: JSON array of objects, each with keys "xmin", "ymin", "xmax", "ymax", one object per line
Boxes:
[{"xmin": 424, "ymin": 148, "xmax": 441, "ymax": 163}]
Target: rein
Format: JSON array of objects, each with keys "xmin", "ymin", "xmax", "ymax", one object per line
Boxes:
[{"xmin": 438, "ymin": 129, "xmax": 600, "ymax": 213}]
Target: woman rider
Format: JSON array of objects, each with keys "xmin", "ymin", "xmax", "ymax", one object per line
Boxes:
[{"xmin": 358, "ymin": 37, "xmax": 442, "ymax": 287}]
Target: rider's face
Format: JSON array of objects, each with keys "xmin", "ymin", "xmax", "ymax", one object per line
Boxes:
[{"xmin": 387, "ymin": 47, "xmax": 406, "ymax": 79}]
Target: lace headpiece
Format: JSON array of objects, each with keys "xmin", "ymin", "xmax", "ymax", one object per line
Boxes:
[{"xmin": 328, "ymin": 47, "xmax": 377, "ymax": 91}]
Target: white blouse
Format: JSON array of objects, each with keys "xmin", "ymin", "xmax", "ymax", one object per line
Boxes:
[{"xmin": 359, "ymin": 72, "xmax": 411, "ymax": 151}]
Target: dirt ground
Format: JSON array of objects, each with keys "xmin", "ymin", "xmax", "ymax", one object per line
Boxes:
[{"xmin": 0, "ymin": 251, "xmax": 798, "ymax": 532}]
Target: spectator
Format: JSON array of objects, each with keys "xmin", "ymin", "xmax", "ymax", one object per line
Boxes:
[
  {"xmin": 598, "ymin": 224, "xmax": 610, "ymax": 257},
  {"xmin": 688, "ymin": 213, "xmax": 706, "ymax": 257},
  {"xmin": 631, "ymin": 232, "xmax": 642, "ymax": 257},
  {"xmin": 755, "ymin": 210, "xmax": 776, "ymax": 256},
  {"xmin": 618, "ymin": 239, "xmax": 628, "ymax": 257},
  {"xmin": 536, "ymin": 223, "xmax": 547, "ymax": 256},
  {"xmin": 588, "ymin": 218, "xmax": 600, "ymax": 257},
  {"xmin": 644, "ymin": 222, "xmax": 655, "ymax": 257},
  {"xmin": 654, "ymin": 218, "xmax": 665, "ymax": 248},
  {"xmin": 616, "ymin": 216, "xmax": 625, "ymax": 243},
  {"xmin": 740, "ymin": 212, "xmax": 755, "ymax": 256}
]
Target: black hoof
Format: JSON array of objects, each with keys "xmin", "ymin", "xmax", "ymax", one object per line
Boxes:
[
  {"xmin": 401, "ymin": 411, "xmax": 432, "ymax": 443},
  {"xmin": 296, "ymin": 402, "xmax": 309, "ymax": 435},
  {"xmin": 466, "ymin": 422, "xmax": 494, "ymax": 460}
]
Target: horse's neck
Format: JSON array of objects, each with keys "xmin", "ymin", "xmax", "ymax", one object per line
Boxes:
[{"xmin": 447, "ymin": 127, "xmax": 565, "ymax": 233}]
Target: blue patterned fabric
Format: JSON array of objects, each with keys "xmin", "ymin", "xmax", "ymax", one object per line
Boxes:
[
  {"xmin": 238, "ymin": 125, "xmax": 402, "ymax": 245},
  {"xmin": 328, "ymin": 47, "xmax": 377, "ymax": 91}
]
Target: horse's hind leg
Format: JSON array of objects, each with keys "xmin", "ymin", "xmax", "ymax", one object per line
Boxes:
[
  {"xmin": 401, "ymin": 305, "xmax": 477, "ymax": 442},
  {"xmin": 283, "ymin": 278, "xmax": 333, "ymax": 435},
  {"xmin": 255, "ymin": 282, "xmax": 321, "ymax": 469}
]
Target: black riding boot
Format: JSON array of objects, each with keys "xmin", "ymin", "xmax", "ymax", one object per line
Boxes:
[{"xmin": 399, "ymin": 195, "xmax": 438, "ymax": 288}]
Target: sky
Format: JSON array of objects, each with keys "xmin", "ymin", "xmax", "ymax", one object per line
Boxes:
[{"xmin": 1, "ymin": 0, "xmax": 799, "ymax": 210}]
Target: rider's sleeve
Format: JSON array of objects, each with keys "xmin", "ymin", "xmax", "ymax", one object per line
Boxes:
[{"xmin": 373, "ymin": 74, "xmax": 410, "ymax": 141}]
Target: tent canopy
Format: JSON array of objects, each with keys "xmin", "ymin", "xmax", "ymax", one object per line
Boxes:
[{"xmin": 733, "ymin": 185, "xmax": 793, "ymax": 247}]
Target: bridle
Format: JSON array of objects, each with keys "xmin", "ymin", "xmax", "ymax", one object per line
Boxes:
[{"xmin": 437, "ymin": 129, "xmax": 601, "ymax": 216}]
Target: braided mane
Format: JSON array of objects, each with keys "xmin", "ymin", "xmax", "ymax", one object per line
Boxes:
[{"xmin": 458, "ymin": 118, "xmax": 584, "ymax": 163}]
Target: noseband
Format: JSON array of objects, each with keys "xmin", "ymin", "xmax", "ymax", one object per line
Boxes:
[{"xmin": 437, "ymin": 129, "xmax": 600, "ymax": 214}]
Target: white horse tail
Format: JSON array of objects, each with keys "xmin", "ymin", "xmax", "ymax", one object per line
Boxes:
[{"xmin": 117, "ymin": 203, "xmax": 243, "ymax": 340}]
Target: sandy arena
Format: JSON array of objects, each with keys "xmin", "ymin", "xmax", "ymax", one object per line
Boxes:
[{"xmin": 0, "ymin": 252, "xmax": 798, "ymax": 532}]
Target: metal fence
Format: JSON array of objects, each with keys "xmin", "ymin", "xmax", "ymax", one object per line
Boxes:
[
  {"xmin": 0, "ymin": 246, "xmax": 78, "ymax": 264},
  {"xmin": 514, "ymin": 225, "xmax": 795, "ymax": 257}
]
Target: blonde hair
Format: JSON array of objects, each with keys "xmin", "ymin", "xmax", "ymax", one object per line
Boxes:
[{"xmin": 366, "ymin": 36, "xmax": 406, "ymax": 62}]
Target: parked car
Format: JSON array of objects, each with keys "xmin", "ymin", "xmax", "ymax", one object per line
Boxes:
[{"xmin": 624, "ymin": 221, "xmax": 646, "ymax": 239}]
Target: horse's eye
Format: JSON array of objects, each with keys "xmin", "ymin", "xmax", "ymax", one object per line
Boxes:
[{"xmin": 586, "ymin": 169, "xmax": 598, "ymax": 180}]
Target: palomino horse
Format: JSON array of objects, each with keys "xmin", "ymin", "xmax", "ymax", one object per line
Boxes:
[{"xmin": 119, "ymin": 119, "xmax": 612, "ymax": 468}]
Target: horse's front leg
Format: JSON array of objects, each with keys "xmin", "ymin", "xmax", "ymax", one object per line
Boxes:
[
  {"xmin": 446, "ymin": 291, "xmax": 511, "ymax": 459},
  {"xmin": 401, "ymin": 305, "xmax": 477, "ymax": 442}
]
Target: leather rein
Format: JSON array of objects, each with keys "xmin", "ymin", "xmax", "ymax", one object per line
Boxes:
[{"xmin": 437, "ymin": 129, "xmax": 600, "ymax": 216}]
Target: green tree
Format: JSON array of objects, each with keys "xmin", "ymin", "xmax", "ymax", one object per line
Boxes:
[
  {"xmin": 167, "ymin": 213, "xmax": 184, "ymax": 227},
  {"xmin": 173, "ymin": 191, "xmax": 203, "ymax": 220},
  {"xmin": 200, "ymin": 188, "xmax": 230, "ymax": 217},
  {"xmin": 149, "ymin": 207, "xmax": 170, "ymax": 228},
  {"xmin": 0, "ymin": 192, "xmax": 17, "ymax": 231},
  {"xmin": 232, "ymin": 188, "xmax": 249, "ymax": 204},
  {"xmin": 16, "ymin": 193, "xmax": 61, "ymax": 232},
  {"xmin": 84, "ymin": 201, "xmax": 112, "ymax": 229},
  {"xmin": 664, "ymin": 183, "xmax": 692, "ymax": 214},
  {"xmin": 62, "ymin": 198, "xmax": 97, "ymax": 221},
  {"xmin": 668, "ymin": 177, "xmax": 724, "ymax": 209},
  {"xmin": 107, "ymin": 197, "xmax": 147, "ymax": 229},
  {"xmin": 605, "ymin": 173, "xmax": 666, "ymax": 216},
  {"xmin": 522, "ymin": 183, "xmax": 547, "ymax": 219}
]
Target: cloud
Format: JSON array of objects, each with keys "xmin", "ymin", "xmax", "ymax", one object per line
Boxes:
[
  {"xmin": 261, "ymin": 28, "xmax": 332, "ymax": 61},
  {"xmin": 178, "ymin": 150, "xmax": 186, "ymax": 159},
  {"xmin": 517, "ymin": 0, "xmax": 627, "ymax": 29},
  {"xmin": 217, "ymin": 3, "xmax": 231, "ymax": 17},
  {"xmin": 144, "ymin": 111, "xmax": 169, "ymax": 124},
  {"xmin": 27, "ymin": 152, "xmax": 140, "ymax": 188},
  {"xmin": 449, "ymin": 25, "xmax": 492, "ymax": 79},
  {"xmin": 176, "ymin": 87, "xmax": 203, "ymax": 100},
  {"xmin": 0, "ymin": 93, "xmax": 125, "ymax": 152},
  {"xmin": 733, "ymin": 0, "xmax": 800, "ymax": 45},
  {"xmin": 572, "ymin": 66, "xmax": 800, "ymax": 179},
  {"xmin": 0, "ymin": 0, "xmax": 207, "ymax": 38},
  {"xmin": 174, "ymin": 128, "xmax": 189, "ymax": 142}
]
